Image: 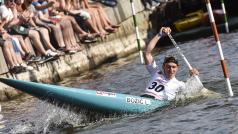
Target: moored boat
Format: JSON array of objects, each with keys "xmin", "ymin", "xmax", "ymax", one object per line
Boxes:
[
  {"xmin": 174, "ymin": 10, "xmax": 204, "ymax": 32},
  {"xmin": 0, "ymin": 78, "xmax": 169, "ymax": 114}
]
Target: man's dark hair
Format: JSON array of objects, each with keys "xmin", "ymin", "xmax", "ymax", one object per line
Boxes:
[{"xmin": 163, "ymin": 56, "xmax": 179, "ymax": 66}]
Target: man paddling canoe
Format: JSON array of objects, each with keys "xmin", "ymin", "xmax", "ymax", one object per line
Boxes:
[{"xmin": 142, "ymin": 27, "xmax": 199, "ymax": 100}]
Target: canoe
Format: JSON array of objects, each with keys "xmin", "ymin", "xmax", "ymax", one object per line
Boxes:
[
  {"xmin": 174, "ymin": 10, "xmax": 204, "ymax": 32},
  {"xmin": 0, "ymin": 78, "xmax": 169, "ymax": 114}
]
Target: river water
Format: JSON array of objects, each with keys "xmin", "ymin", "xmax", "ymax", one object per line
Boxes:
[{"xmin": 1, "ymin": 30, "xmax": 238, "ymax": 134}]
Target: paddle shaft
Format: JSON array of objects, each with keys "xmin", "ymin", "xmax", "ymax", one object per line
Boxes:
[
  {"xmin": 130, "ymin": 0, "xmax": 144, "ymax": 64},
  {"xmin": 168, "ymin": 34, "xmax": 203, "ymax": 86}
]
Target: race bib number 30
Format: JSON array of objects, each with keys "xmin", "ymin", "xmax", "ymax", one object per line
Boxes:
[{"xmin": 148, "ymin": 81, "xmax": 165, "ymax": 92}]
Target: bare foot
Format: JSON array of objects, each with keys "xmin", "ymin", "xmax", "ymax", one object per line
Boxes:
[{"xmin": 72, "ymin": 44, "xmax": 82, "ymax": 52}]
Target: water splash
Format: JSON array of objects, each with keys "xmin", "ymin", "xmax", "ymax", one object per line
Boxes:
[
  {"xmin": 9, "ymin": 101, "xmax": 84, "ymax": 134},
  {"xmin": 8, "ymin": 100, "xmax": 122, "ymax": 134},
  {"xmin": 175, "ymin": 76, "xmax": 204, "ymax": 105},
  {"xmin": 184, "ymin": 76, "xmax": 204, "ymax": 95},
  {"xmin": 9, "ymin": 123, "xmax": 33, "ymax": 134},
  {"xmin": 40, "ymin": 103, "xmax": 84, "ymax": 133}
]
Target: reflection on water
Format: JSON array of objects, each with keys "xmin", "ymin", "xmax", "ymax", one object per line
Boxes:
[{"xmin": 1, "ymin": 30, "xmax": 238, "ymax": 133}]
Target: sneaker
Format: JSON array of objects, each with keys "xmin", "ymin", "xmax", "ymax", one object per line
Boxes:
[
  {"xmin": 27, "ymin": 55, "xmax": 36, "ymax": 63},
  {"xmin": 16, "ymin": 65, "xmax": 27, "ymax": 72},
  {"xmin": 9, "ymin": 66, "xmax": 26, "ymax": 74},
  {"xmin": 20, "ymin": 63, "xmax": 34, "ymax": 71},
  {"xmin": 46, "ymin": 49, "xmax": 58, "ymax": 57},
  {"xmin": 55, "ymin": 50, "xmax": 65, "ymax": 56},
  {"xmin": 38, "ymin": 55, "xmax": 56, "ymax": 64},
  {"xmin": 9, "ymin": 66, "xmax": 20, "ymax": 74},
  {"xmin": 29, "ymin": 56, "xmax": 42, "ymax": 62}
]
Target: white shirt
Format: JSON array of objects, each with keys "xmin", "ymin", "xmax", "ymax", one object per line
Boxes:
[
  {"xmin": 145, "ymin": 62, "xmax": 185, "ymax": 101},
  {"xmin": 0, "ymin": 5, "xmax": 14, "ymax": 23}
]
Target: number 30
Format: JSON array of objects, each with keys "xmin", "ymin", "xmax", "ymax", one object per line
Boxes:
[{"xmin": 148, "ymin": 82, "xmax": 165, "ymax": 92}]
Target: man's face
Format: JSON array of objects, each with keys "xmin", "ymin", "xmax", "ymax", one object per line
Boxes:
[{"xmin": 163, "ymin": 62, "xmax": 178, "ymax": 80}]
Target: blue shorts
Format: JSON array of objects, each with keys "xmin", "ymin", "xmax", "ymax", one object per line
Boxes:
[{"xmin": 11, "ymin": 40, "xmax": 20, "ymax": 54}]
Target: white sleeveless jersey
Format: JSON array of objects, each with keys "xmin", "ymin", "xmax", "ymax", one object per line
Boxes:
[{"xmin": 145, "ymin": 63, "xmax": 185, "ymax": 101}]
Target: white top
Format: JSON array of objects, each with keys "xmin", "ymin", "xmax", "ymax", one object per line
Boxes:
[
  {"xmin": 0, "ymin": 5, "xmax": 13, "ymax": 23},
  {"xmin": 145, "ymin": 62, "xmax": 185, "ymax": 101}
]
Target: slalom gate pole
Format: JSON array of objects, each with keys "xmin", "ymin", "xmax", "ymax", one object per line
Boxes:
[
  {"xmin": 168, "ymin": 34, "xmax": 203, "ymax": 87},
  {"xmin": 220, "ymin": 0, "xmax": 229, "ymax": 33},
  {"xmin": 205, "ymin": 0, "xmax": 233, "ymax": 96},
  {"xmin": 130, "ymin": 0, "xmax": 144, "ymax": 64}
]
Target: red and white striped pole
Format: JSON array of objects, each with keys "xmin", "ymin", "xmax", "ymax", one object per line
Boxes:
[{"xmin": 205, "ymin": 0, "xmax": 233, "ymax": 96}]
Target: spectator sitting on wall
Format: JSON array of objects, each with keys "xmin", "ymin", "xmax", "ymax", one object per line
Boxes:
[
  {"xmin": 11, "ymin": 34, "xmax": 35, "ymax": 61},
  {"xmin": 70, "ymin": 0, "xmax": 110, "ymax": 37},
  {"xmin": 80, "ymin": 0, "xmax": 120, "ymax": 34},
  {"xmin": 2, "ymin": 0, "xmax": 58, "ymax": 63},
  {"xmin": 0, "ymin": 27, "xmax": 33, "ymax": 74},
  {"xmin": 31, "ymin": 0, "xmax": 83, "ymax": 52},
  {"xmin": 0, "ymin": 1, "xmax": 35, "ymax": 61},
  {"xmin": 16, "ymin": 0, "xmax": 63, "ymax": 56},
  {"xmin": 49, "ymin": 0, "xmax": 97, "ymax": 43},
  {"xmin": 58, "ymin": 0, "xmax": 103, "ymax": 38}
]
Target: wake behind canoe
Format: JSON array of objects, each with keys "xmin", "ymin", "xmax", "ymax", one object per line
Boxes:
[{"xmin": 0, "ymin": 78, "xmax": 169, "ymax": 114}]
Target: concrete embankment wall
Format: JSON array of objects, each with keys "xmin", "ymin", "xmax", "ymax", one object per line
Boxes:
[{"xmin": 0, "ymin": 0, "xmax": 150, "ymax": 101}]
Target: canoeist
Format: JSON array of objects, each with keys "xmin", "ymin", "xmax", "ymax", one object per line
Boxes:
[{"xmin": 142, "ymin": 27, "xmax": 199, "ymax": 100}]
